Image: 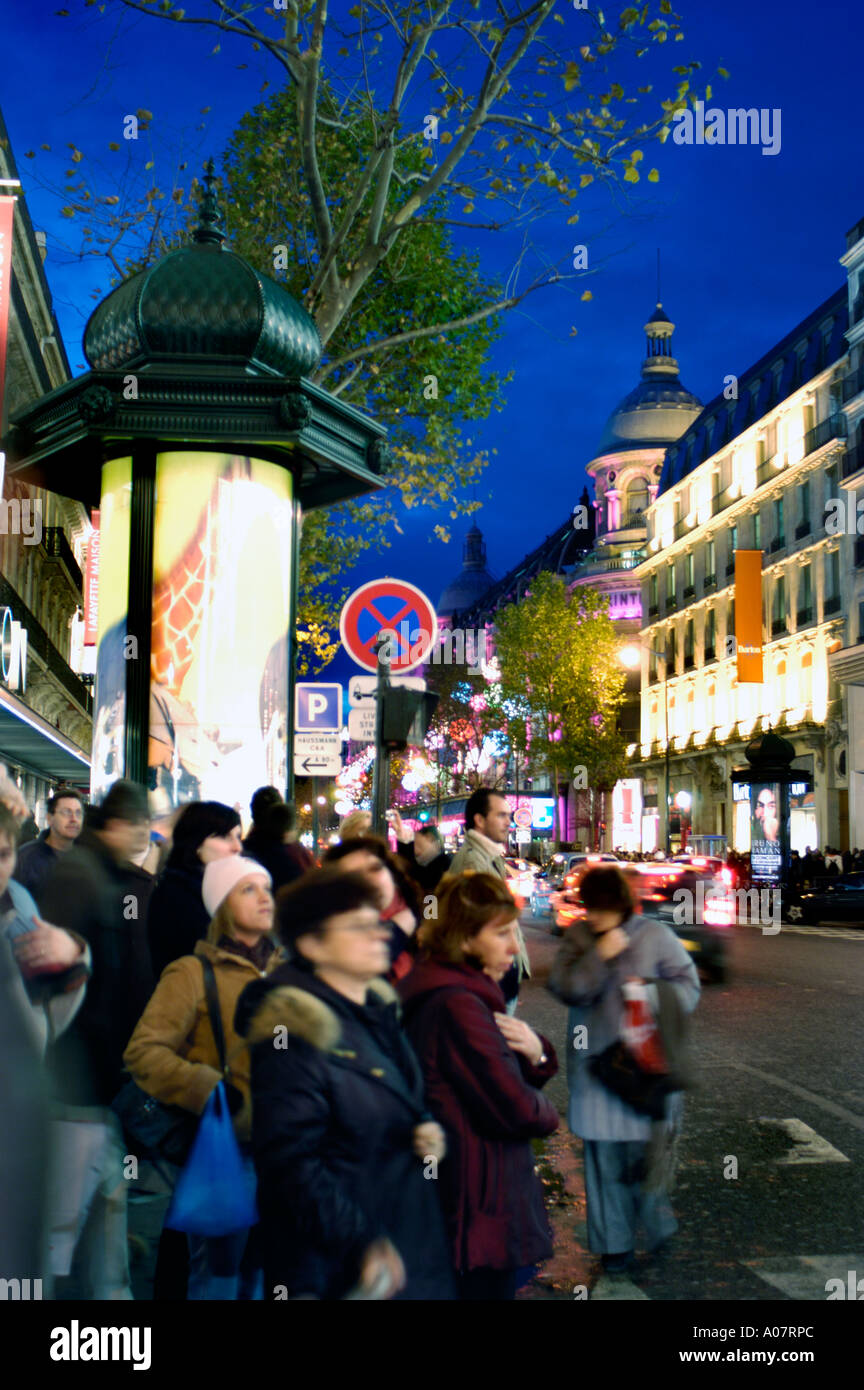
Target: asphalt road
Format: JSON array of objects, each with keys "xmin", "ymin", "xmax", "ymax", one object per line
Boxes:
[{"xmin": 518, "ymin": 910, "xmax": 864, "ymax": 1301}]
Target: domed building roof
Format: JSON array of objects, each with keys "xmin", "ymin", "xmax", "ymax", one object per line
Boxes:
[
  {"xmin": 437, "ymin": 522, "xmax": 496, "ymax": 618},
  {"xmin": 84, "ymin": 162, "xmax": 321, "ymax": 378},
  {"xmin": 594, "ymin": 303, "xmax": 702, "ymax": 456}
]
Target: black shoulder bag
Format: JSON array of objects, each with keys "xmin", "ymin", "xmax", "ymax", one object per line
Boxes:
[{"xmin": 112, "ymin": 955, "xmax": 226, "ymax": 1167}]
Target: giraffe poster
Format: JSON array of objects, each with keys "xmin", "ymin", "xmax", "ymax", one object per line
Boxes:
[
  {"xmin": 91, "ymin": 451, "xmax": 294, "ymax": 811},
  {"xmin": 149, "ymin": 452, "xmax": 293, "ymax": 809}
]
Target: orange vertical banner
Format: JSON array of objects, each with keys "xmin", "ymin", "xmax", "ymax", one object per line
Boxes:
[
  {"xmin": 735, "ymin": 549, "xmax": 763, "ymax": 683},
  {"xmin": 0, "ymin": 197, "xmax": 15, "ymax": 431}
]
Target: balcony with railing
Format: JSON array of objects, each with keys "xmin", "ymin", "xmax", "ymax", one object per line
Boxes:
[
  {"xmin": 41, "ymin": 527, "xmax": 83, "ymax": 593},
  {"xmin": 0, "ymin": 576, "xmax": 92, "ymax": 714},
  {"xmin": 572, "ymin": 551, "xmax": 644, "ymax": 580}
]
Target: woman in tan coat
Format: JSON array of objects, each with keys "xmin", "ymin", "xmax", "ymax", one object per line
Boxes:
[{"xmin": 124, "ymin": 856, "xmax": 284, "ymax": 1299}]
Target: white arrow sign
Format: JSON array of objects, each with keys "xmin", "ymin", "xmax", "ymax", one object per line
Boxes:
[
  {"xmin": 348, "ymin": 674, "xmax": 426, "ymax": 707},
  {"xmin": 293, "ymin": 731, "xmax": 342, "ymax": 777}
]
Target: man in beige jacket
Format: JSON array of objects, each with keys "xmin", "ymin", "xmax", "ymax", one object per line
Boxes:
[{"xmin": 448, "ymin": 788, "xmax": 530, "ymax": 1013}]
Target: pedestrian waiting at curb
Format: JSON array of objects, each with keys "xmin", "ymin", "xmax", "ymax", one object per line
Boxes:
[
  {"xmin": 399, "ymin": 872, "xmax": 559, "ymax": 1301},
  {"xmin": 323, "ymin": 834, "xmax": 421, "ymax": 983},
  {"xmin": 547, "ymin": 864, "xmax": 700, "ymax": 1277},
  {"xmin": 125, "ymin": 856, "xmax": 284, "ymax": 1300},
  {"xmin": 448, "ymin": 788, "xmax": 530, "ymax": 1014},
  {"xmin": 236, "ymin": 867, "xmax": 455, "ymax": 1301},
  {"xmin": 146, "ymin": 801, "xmax": 243, "ymax": 979}
]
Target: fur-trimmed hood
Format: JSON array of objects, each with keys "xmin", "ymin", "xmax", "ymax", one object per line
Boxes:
[{"xmin": 235, "ymin": 964, "xmax": 400, "ymax": 1054}]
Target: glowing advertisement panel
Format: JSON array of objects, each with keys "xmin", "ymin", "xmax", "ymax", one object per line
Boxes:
[
  {"xmin": 149, "ymin": 453, "xmax": 293, "ymax": 808},
  {"xmin": 91, "ymin": 457, "xmax": 132, "ymax": 801},
  {"xmin": 750, "ymin": 780, "xmax": 782, "ymax": 882}
]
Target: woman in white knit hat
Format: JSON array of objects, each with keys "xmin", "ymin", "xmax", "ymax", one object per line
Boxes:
[{"xmin": 124, "ymin": 856, "xmax": 285, "ymax": 1299}]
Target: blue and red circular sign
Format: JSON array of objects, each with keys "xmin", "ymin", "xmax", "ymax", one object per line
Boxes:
[{"xmin": 340, "ymin": 578, "xmax": 437, "ymax": 674}]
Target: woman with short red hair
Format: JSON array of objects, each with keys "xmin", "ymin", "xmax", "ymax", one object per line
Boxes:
[{"xmin": 398, "ymin": 872, "xmax": 559, "ymax": 1300}]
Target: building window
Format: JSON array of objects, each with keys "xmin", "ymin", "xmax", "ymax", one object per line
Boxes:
[
  {"xmin": 728, "ymin": 598, "xmax": 735, "ymax": 652},
  {"xmin": 776, "ymin": 659, "xmax": 786, "ymax": 714},
  {"xmin": 727, "ymin": 525, "xmax": 737, "ymax": 575},
  {"xmin": 684, "ymin": 618, "xmax": 694, "ymax": 668},
  {"xmin": 666, "ymin": 563, "xmax": 675, "ymax": 600},
  {"xmin": 772, "ymin": 574, "xmax": 787, "ymax": 635},
  {"xmin": 824, "ymin": 550, "xmax": 841, "ymax": 615},
  {"xmin": 649, "ymin": 573, "xmax": 658, "ymax": 612},
  {"xmin": 798, "ymin": 564, "xmax": 813, "ymax": 624},
  {"xmin": 796, "ymin": 479, "xmax": 811, "ymax": 537},
  {"xmin": 801, "ymin": 650, "xmax": 813, "ymax": 707},
  {"xmin": 753, "ymin": 511, "xmax": 762, "ymax": 549},
  {"xmin": 706, "ymin": 537, "xmax": 716, "ymax": 579},
  {"xmin": 705, "ymin": 607, "xmax": 716, "ymax": 660},
  {"xmin": 774, "ymin": 496, "xmax": 785, "ymax": 546},
  {"xmin": 667, "ymin": 629, "xmax": 677, "ymax": 671},
  {"xmin": 858, "ymin": 600, "xmax": 864, "ymax": 644}
]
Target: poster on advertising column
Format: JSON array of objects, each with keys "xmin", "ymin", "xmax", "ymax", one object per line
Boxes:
[
  {"xmin": 750, "ymin": 781, "xmax": 782, "ymax": 882},
  {"xmin": 148, "ymin": 453, "xmax": 293, "ymax": 809},
  {"xmin": 91, "ymin": 458, "xmax": 132, "ymax": 801}
]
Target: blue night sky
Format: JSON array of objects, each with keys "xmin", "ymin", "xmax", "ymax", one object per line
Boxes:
[{"xmin": 3, "ymin": 0, "xmax": 863, "ymax": 683}]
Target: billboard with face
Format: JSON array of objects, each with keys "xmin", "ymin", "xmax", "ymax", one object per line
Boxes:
[
  {"xmin": 149, "ymin": 453, "xmax": 293, "ymax": 809},
  {"xmin": 751, "ymin": 781, "xmax": 782, "ymax": 881}
]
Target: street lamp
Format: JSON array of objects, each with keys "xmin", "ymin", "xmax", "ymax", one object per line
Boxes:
[{"xmin": 619, "ymin": 640, "xmax": 672, "ymax": 857}]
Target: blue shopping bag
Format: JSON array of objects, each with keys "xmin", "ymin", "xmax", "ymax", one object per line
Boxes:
[{"xmin": 165, "ymin": 1082, "xmax": 258, "ymax": 1236}]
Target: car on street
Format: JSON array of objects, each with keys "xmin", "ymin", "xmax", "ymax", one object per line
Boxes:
[
  {"xmin": 553, "ymin": 857, "xmax": 731, "ymax": 982},
  {"xmin": 529, "ymin": 871, "xmax": 554, "ymax": 918},
  {"xmin": 503, "ymin": 856, "xmax": 537, "ymax": 906},
  {"xmin": 786, "ymin": 872, "xmax": 864, "ymax": 926},
  {"xmin": 549, "ymin": 851, "xmax": 620, "ymax": 889}
]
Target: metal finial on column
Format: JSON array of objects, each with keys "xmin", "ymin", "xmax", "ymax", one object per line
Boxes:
[{"xmin": 193, "ymin": 158, "xmax": 225, "ymax": 246}]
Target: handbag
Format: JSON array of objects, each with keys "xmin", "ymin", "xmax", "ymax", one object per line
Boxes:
[
  {"xmin": 589, "ymin": 1040, "xmax": 680, "ymax": 1120},
  {"xmin": 111, "ymin": 955, "xmax": 226, "ymax": 1166},
  {"xmin": 164, "ymin": 1081, "xmax": 258, "ymax": 1236}
]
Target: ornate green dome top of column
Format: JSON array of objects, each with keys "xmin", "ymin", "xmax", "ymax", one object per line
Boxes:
[{"xmin": 83, "ymin": 160, "xmax": 322, "ymax": 377}]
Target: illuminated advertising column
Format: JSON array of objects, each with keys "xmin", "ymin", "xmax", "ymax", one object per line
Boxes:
[{"xmin": 92, "ymin": 452, "xmax": 293, "ymax": 810}]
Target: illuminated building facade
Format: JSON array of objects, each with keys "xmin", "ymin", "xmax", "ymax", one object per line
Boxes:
[
  {"xmin": 0, "ymin": 105, "xmax": 93, "ymax": 810},
  {"xmin": 828, "ymin": 215, "xmax": 864, "ymax": 849},
  {"xmin": 634, "ymin": 277, "xmax": 851, "ymax": 855}
]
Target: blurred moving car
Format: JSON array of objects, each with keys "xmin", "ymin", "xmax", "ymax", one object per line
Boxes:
[
  {"xmin": 503, "ymin": 856, "xmax": 537, "ymax": 906},
  {"xmin": 549, "ymin": 851, "xmax": 620, "ymax": 890},
  {"xmin": 788, "ymin": 872, "xmax": 864, "ymax": 926},
  {"xmin": 529, "ymin": 871, "xmax": 554, "ymax": 918},
  {"xmin": 553, "ymin": 857, "xmax": 730, "ymax": 983}
]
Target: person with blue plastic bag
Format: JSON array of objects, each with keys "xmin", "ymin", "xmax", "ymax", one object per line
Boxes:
[{"xmin": 124, "ymin": 856, "xmax": 284, "ymax": 1299}]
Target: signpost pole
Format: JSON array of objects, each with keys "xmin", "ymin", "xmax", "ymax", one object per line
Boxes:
[
  {"xmin": 312, "ymin": 777, "xmax": 320, "ymax": 859},
  {"xmin": 371, "ymin": 636, "xmax": 391, "ymax": 836}
]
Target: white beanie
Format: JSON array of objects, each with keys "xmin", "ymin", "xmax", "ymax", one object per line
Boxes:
[{"xmin": 202, "ymin": 856, "xmax": 272, "ymax": 918}]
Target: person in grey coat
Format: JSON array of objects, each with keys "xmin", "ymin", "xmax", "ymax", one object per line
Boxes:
[
  {"xmin": 547, "ymin": 865, "xmax": 700, "ymax": 1274},
  {"xmin": 448, "ymin": 788, "xmax": 529, "ymax": 1013}
]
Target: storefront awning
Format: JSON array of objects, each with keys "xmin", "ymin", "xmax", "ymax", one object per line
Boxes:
[{"xmin": 0, "ymin": 687, "xmax": 90, "ymax": 784}]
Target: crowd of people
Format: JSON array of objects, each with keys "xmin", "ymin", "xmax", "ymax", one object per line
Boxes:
[{"xmin": 0, "ymin": 775, "xmax": 700, "ymax": 1302}]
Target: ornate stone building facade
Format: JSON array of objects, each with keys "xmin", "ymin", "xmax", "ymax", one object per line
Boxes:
[{"xmin": 0, "ymin": 105, "xmax": 93, "ymax": 810}]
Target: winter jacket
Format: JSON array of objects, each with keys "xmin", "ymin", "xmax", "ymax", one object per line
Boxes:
[
  {"xmin": 124, "ymin": 937, "xmax": 284, "ymax": 1143},
  {"xmin": 241, "ymin": 830, "xmax": 307, "ymax": 893},
  {"xmin": 146, "ymin": 864, "xmax": 209, "ymax": 979},
  {"xmin": 40, "ymin": 829, "xmax": 153, "ymax": 1107},
  {"xmin": 547, "ymin": 913, "xmax": 700, "ymax": 1142},
  {"xmin": 0, "ymin": 877, "xmax": 91, "ymax": 1056},
  {"xmin": 398, "ymin": 958, "xmax": 559, "ymax": 1273},
  {"xmin": 235, "ymin": 964, "xmax": 456, "ymax": 1300},
  {"xmin": 13, "ymin": 832, "xmax": 64, "ymax": 910},
  {"xmin": 397, "ymin": 841, "xmax": 452, "ymax": 897}
]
